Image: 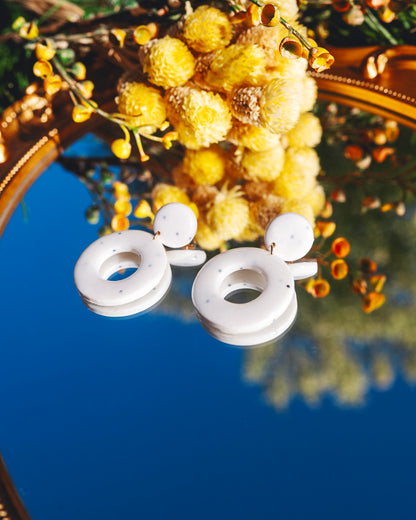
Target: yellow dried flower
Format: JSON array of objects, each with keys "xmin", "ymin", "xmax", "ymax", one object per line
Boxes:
[
  {"xmin": 250, "ymin": 194, "xmax": 284, "ymax": 229},
  {"xmin": 284, "ymin": 146, "xmax": 321, "ymax": 178},
  {"xmin": 205, "ymin": 44, "xmax": 268, "ymax": 93},
  {"xmin": 304, "ymin": 184, "xmax": 326, "ymax": 217},
  {"xmin": 206, "ymin": 186, "xmax": 250, "ymax": 240},
  {"xmin": 152, "ymin": 183, "xmax": 191, "ymax": 212},
  {"xmin": 267, "ymin": 0, "xmax": 299, "ymax": 20},
  {"xmin": 227, "ymin": 122, "xmax": 281, "ymax": 152},
  {"xmin": 117, "ymin": 82, "xmax": 166, "ymax": 129},
  {"xmin": 259, "ymin": 78, "xmax": 302, "ymax": 134},
  {"xmin": 281, "ymin": 199, "xmax": 315, "ymax": 226},
  {"xmin": 237, "ymin": 25, "xmax": 286, "ymax": 68},
  {"xmin": 273, "ymin": 150, "xmax": 319, "ymax": 200},
  {"xmin": 183, "ymin": 5, "xmax": 232, "ymax": 53},
  {"xmin": 195, "ymin": 219, "xmax": 224, "ymax": 251},
  {"xmin": 286, "ymin": 112, "xmax": 322, "ymax": 148},
  {"xmin": 300, "ymin": 76, "xmax": 318, "ymax": 113},
  {"xmin": 142, "ymin": 36, "xmax": 195, "ymax": 88},
  {"xmin": 241, "ymin": 145, "xmax": 285, "ymax": 182},
  {"xmin": 183, "ymin": 145, "xmax": 226, "ymax": 185},
  {"xmin": 166, "ymin": 87, "xmax": 232, "ymax": 149}
]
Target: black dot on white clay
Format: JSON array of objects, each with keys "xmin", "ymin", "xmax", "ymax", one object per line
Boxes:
[
  {"xmin": 206, "ymin": 299, "xmax": 210, "ymax": 303},
  {"xmin": 290, "ymin": 235, "xmax": 294, "ymax": 239},
  {"xmin": 148, "ymin": 264, "xmax": 152, "ymax": 268},
  {"xmin": 118, "ymin": 232, "xmax": 122, "ymax": 235},
  {"xmin": 113, "ymin": 249, "xmax": 116, "ymax": 252},
  {"xmin": 119, "ymin": 290, "xmax": 123, "ymax": 293},
  {"xmin": 218, "ymin": 269, "xmax": 222, "ymax": 273},
  {"xmin": 286, "ymin": 284, "xmax": 290, "ymax": 288},
  {"xmin": 162, "ymin": 215, "xmax": 166, "ymax": 220}
]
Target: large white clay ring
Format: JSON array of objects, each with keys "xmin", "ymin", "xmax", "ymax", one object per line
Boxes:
[
  {"xmin": 192, "ymin": 247, "xmax": 297, "ymax": 346},
  {"xmin": 74, "ymin": 230, "xmax": 171, "ymax": 316}
]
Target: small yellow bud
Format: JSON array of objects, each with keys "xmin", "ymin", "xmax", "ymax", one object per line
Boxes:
[
  {"xmin": 35, "ymin": 42, "xmax": 56, "ymax": 61},
  {"xmin": 111, "ymin": 214, "xmax": 130, "ymax": 232},
  {"xmin": 134, "ymin": 200, "xmax": 154, "ymax": 220},
  {"xmin": 133, "ymin": 25, "xmax": 152, "ymax": 45},
  {"xmin": 114, "ymin": 198, "xmax": 133, "ymax": 216},
  {"xmin": 72, "ymin": 104, "xmax": 93, "ymax": 123},
  {"xmin": 43, "ymin": 74, "xmax": 62, "ymax": 96},
  {"xmin": 78, "ymin": 80, "xmax": 94, "ymax": 99},
  {"xmin": 261, "ymin": 4, "xmax": 280, "ymax": 27},
  {"xmin": 72, "ymin": 62, "xmax": 86, "ymax": 81},
  {"xmin": 111, "ymin": 139, "xmax": 131, "ymax": 159},
  {"xmin": 110, "ymin": 28, "xmax": 126, "ymax": 47},
  {"xmin": 19, "ymin": 21, "xmax": 38, "ymax": 40},
  {"xmin": 33, "ymin": 60, "xmax": 53, "ymax": 79}
]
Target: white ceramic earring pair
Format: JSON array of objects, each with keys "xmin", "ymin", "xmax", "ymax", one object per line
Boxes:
[
  {"xmin": 191, "ymin": 212, "xmax": 318, "ymax": 346},
  {"xmin": 74, "ymin": 205, "xmax": 317, "ymax": 347},
  {"xmin": 74, "ymin": 202, "xmax": 206, "ymax": 317}
]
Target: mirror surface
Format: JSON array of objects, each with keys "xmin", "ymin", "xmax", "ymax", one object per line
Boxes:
[{"xmin": 1, "ymin": 129, "xmax": 416, "ymax": 520}]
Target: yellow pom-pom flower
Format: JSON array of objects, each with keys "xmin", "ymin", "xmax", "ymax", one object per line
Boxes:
[
  {"xmin": 152, "ymin": 183, "xmax": 191, "ymax": 212},
  {"xmin": 206, "ymin": 186, "xmax": 250, "ymax": 241},
  {"xmin": 166, "ymin": 87, "xmax": 232, "ymax": 149},
  {"xmin": 281, "ymin": 199, "xmax": 315, "ymax": 227},
  {"xmin": 259, "ymin": 78, "xmax": 302, "ymax": 134},
  {"xmin": 183, "ymin": 5, "xmax": 232, "ymax": 53},
  {"xmin": 300, "ymin": 76, "xmax": 318, "ymax": 113},
  {"xmin": 288, "ymin": 146, "xmax": 321, "ymax": 177},
  {"xmin": 117, "ymin": 82, "xmax": 166, "ymax": 130},
  {"xmin": 195, "ymin": 219, "xmax": 225, "ymax": 251},
  {"xmin": 227, "ymin": 122, "xmax": 281, "ymax": 152},
  {"xmin": 304, "ymin": 184, "xmax": 326, "ymax": 217},
  {"xmin": 182, "ymin": 145, "xmax": 226, "ymax": 186},
  {"xmin": 205, "ymin": 44, "xmax": 268, "ymax": 93},
  {"xmin": 274, "ymin": 149, "xmax": 319, "ymax": 200},
  {"xmin": 241, "ymin": 145, "xmax": 285, "ymax": 182},
  {"xmin": 142, "ymin": 36, "xmax": 195, "ymax": 88},
  {"xmin": 286, "ymin": 112, "xmax": 323, "ymax": 148}
]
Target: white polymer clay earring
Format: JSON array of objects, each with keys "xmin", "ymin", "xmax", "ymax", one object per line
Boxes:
[
  {"xmin": 191, "ymin": 212, "xmax": 318, "ymax": 347},
  {"xmin": 74, "ymin": 202, "xmax": 206, "ymax": 317}
]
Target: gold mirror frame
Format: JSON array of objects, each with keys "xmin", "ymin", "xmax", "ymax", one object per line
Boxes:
[{"xmin": 0, "ymin": 44, "xmax": 415, "ymax": 520}]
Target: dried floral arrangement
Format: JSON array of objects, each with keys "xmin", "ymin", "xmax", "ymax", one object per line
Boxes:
[{"xmin": 1, "ymin": 0, "xmax": 415, "ymax": 313}]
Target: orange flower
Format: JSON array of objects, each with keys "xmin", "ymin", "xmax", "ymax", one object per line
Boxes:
[
  {"xmin": 362, "ymin": 195, "xmax": 381, "ymax": 210},
  {"xmin": 351, "ymin": 277, "xmax": 367, "ymax": 295},
  {"xmin": 331, "ymin": 237, "xmax": 350, "ymax": 258},
  {"xmin": 111, "ymin": 214, "xmax": 130, "ymax": 232},
  {"xmin": 308, "ymin": 47, "xmax": 335, "ymax": 73},
  {"xmin": 359, "ymin": 257, "xmax": 377, "ymax": 274},
  {"xmin": 372, "ymin": 146, "xmax": 395, "ymax": 163},
  {"xmin": 306, "ymin": 278, "xmax": 330, "ymax": 298},
  {"xmin": 362, "ymin": 291, "xmax": 386, "ymax": 313},
  {"xmin": 330, "ymin": 189, "xmax": 347, "ymax": 203},
  {"xmin": 320, "ymin": 201, "xmax": 333, "ymax": 219},
  {"xmin": 370, "ymin": 274, "xmax": 386, "ymax": 292},
  {"xmin": 344, "ymin": 144, "xmax": 363, "ymax": 161},
  {"xmin": 332, "ymin": 0, "xmax": 352, "ymax": 12},
  {"xmin": 331, "ymin": 259, "xmax": 349, "ymax": 280},
  {"xmin": 316, "ymin": 220, "xmax": 336, "ymax": 238},
  {"xmin": 380, "ymin": 202, "xmax": 394, "ymax": 212}
]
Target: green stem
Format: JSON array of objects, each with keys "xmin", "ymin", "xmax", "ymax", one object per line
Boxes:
[{"xmin": 362, "ymin": 5, "xmax": 399, "ymax": 45}]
